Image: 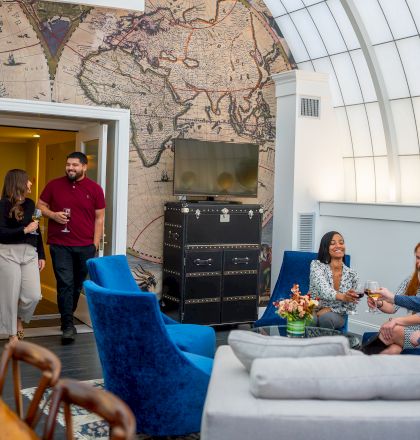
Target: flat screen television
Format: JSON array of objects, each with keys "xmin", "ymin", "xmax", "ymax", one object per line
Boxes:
[{"xmin": 173, "ymin": 138, "xmax": 259, "ymax": 198}]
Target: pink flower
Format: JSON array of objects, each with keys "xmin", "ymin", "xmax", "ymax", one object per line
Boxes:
[{"xmin": 274, "ymin": 284, "xmax": 319, "ymax": 321}]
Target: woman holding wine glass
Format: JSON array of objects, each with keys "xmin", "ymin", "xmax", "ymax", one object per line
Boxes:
[
  {"xmin": 363, "ymin": 242, "xmax": 420, "ymax": 355},
  {"xmin": 309, "ymin": 231, "xmax": 360, "ymax": 330},
  {"xmin": 0, "ymin": 169, "xmax": 46, "ymax": 342}
]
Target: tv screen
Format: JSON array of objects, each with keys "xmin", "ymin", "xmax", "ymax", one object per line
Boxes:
[{"xmin": 173, "ymin": 139, "xmax": 259, "ymax": 197}]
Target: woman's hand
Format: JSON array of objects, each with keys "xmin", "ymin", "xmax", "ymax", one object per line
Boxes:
[
  {"xmin": 380, "ymin": 318, "xmax": 397, "ymax": 342},
  {"xmin": 23, "ymin": 221, "xmax": 39, "ymax": 234},
  {"xmin": 376, "ymin": 287, "xmax": 395, "ymax": 304},
  {"xmin": 336, "ymin": 290, "xmax": 358, "ymax": 303},
  {"xmin": 38, "ymin": 259, "xmax": 46, "ymax": 272}
]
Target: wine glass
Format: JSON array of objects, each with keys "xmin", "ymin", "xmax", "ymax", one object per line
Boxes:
[
  {"xmin": 62, "ymin": 208, "xmax": 71, "ymax": 233},
  {"xmin": 347, "ymin": 282, "xmax": 364, "ymax": 315},
  {"xmin": 29, "ymin": 208, "xmax": 42, "ymax": 235},
  {"xmin": 365, "ymin": 280, "xmax": 380, "ymax": 313}
]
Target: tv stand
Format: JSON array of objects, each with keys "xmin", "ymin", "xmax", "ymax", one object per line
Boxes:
[{"xmin": 162, "ymin": 201, "xmax": 262, "ymax": 325}]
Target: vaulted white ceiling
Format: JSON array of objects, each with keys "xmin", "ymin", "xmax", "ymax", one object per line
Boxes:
[{"xmin": 264, "ymin": 0, "xmax": 420, "ymax": 203}]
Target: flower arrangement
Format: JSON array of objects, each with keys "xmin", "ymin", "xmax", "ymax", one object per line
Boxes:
[{"xmin": 274, "ymin": 284, "xmax": 319, "ymax": 322}]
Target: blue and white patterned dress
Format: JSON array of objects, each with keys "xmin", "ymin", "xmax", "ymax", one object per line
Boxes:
[
  {"xmin": 309, "ymin": 260, "xmax": 359, "ymax": 315},
  {"xmin": 393, "ymin": 276, "xmax": 420, "ymax": 349}
]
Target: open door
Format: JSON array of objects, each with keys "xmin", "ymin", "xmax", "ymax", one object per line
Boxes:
[{"xmin": 76, "ymin": 124, "xmax": 108, "ymax": 257}]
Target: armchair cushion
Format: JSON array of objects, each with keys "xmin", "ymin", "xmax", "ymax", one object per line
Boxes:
[
  {"xmin": 250, "ymin": 355, "xmax": 420, "ymax": 400},
  {"xmin": 228, "ymin": 330, "xmax": 351, "ymax": 372},
  {"xmin": 167, "ymin": 325, "xmax": 215, "ymax": 359}
]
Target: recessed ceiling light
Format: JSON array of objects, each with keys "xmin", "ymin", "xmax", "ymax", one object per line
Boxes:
[{"xmin": 32, "ymin": 134, "xmax": 40, "ymax": 138}]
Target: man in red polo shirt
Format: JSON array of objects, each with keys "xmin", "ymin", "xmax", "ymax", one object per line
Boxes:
[{"xmin": 37, "ymin": 152, "xmax": 105, "ymax": 344}]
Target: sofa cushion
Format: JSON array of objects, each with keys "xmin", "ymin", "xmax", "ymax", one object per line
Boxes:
[
  {"xmin": 228, "ymin": 330, "xmax": 351, "ymax": 371},
  {"xmin": 250, "ymin": 355, "xmax": 420, "ymax": 400}
]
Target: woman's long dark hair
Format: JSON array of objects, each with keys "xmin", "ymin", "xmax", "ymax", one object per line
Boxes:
[
  {"xmin": 1, "ymin": 169, "xmax": 29, "ymax": 221},
  {"xmin": 406, "ymin": 242, "xmax": 420, "ymax": 296},
  {"xmin": 317, "ymin": 230, "xmax": 345, "ymax": 264}
]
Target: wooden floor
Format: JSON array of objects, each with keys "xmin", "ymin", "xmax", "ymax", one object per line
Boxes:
[{"xmin": 0, "ymin": 333, "xmax": 103, "ymax": 406}]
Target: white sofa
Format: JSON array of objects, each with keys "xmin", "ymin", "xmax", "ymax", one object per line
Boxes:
[{"xmin": 201, "ymin": 337, "xmax": 420, "ymax": 440}]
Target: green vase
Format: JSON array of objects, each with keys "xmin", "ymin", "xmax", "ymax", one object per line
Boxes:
[{"xmin": 286, "ymin": 319, "xmax": 305, "ymax": 337}]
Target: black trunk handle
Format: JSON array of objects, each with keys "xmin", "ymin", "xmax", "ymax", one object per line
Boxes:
[
  {"xmin": 232, "ymin": 257, "xmax": 250, "ymax": 265},
  {"xmin": 194, "ymin": 258, "xmax": 213, "ymax": 266}
]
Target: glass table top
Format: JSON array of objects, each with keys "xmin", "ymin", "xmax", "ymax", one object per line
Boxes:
[{"xmin": 251, "ymin": 325, "xmax": 361, "ymax": 349}]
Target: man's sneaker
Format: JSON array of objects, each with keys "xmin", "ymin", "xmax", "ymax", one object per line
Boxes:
[{"xmin": 61, "ymin": 326, "xmax": 77, "ymax": 345}]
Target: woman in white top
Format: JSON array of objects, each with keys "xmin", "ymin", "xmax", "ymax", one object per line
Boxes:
[{"xmin": 309, "ymin": 231, "xmax": 359, "ymax": 330}]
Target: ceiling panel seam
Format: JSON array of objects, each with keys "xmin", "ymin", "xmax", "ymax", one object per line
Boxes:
[{"xmin": 340, "ymin": 0, "xmax": 401, "ymax": 202}]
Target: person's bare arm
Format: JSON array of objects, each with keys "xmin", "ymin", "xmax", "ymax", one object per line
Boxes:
[
  {"xmin": 94, "ymin": 208, "xmax": 105, "ymax": 251},
  {"xmin": 37, "ymin": 198, "xmax": 67, "ymax": 224},
  {"xmin": 372, "ymin": 298, "xmax": 396, "ymax": 314}
]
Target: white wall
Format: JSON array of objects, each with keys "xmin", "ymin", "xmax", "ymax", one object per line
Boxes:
[
  {"xmin": 271, "ymin": 70, "xmax": 344, "ymax": 287},
  {"xmin": 270, "ymin": 71, "xmax": 420, "ymax": 335}
]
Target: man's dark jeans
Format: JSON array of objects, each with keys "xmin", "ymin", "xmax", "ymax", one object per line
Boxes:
[{"xmin": 50, "ymin": 244, "xmax": 96, "ymax": 330}]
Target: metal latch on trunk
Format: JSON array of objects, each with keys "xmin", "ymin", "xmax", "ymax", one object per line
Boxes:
[{"xmin": 220, "ymin": 208, "xmax": 230, "ymax": 223}]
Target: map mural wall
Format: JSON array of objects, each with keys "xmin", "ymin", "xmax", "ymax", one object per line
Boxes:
[{"xmin": 0, "ymin": 0, "xmax": 294, "ymax": 301}]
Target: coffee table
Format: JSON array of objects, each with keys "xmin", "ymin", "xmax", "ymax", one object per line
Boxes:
[{"xmin": 252, "ymin": 325, "xmax": 361, "ymax": 349}]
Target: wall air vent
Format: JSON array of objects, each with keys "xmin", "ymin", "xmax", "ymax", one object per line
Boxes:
[
  {"xmin": 298, "ymin": 212, "xmax": 315, "ymax": 252},
  {"xmin": 300, "ymin": 97, "xmax": 320, "ymax": 118}
]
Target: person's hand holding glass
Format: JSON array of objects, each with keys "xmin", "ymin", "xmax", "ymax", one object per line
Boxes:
[
  {"xmin": 347, "ymin": 282, "xmax": 365, "ymax": 315},
  {"xmin": 365, "ymin": 280, "xmax": 380, "ymax": 313},
  {"xmin": 61, "ymin": 208, "xmax": 71, "ymax": 233},
  {"xmin": 29, "ymin": 208, "xmax": 42, "ymax": 235}
]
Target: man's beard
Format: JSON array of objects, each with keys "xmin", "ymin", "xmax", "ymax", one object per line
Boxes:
[{"xmin": 66, "ymin": 171, "xmax": 83, "ymax": 181}]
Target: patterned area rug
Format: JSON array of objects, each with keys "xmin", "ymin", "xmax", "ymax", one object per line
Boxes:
[{"xmin": 21, "ymin": 379, "xmax": 200, "ymax": 440}]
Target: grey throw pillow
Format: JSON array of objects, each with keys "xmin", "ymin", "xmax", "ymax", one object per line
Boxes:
[
  {"xmin": 250, "ymin": 355, "xmax": 420, "ymax": 400},
  {"xmin": 228, "ymin": 330, "xmax": 351, "ymax": 372}
]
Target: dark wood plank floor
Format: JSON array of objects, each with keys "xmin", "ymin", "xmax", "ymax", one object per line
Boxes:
[{"xmin": 0, "ymin": 333, "xmax": 103, "ymax": 407}]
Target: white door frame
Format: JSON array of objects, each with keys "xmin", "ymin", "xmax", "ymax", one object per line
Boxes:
[{"xmin": 0, "ymin": 97, "xmax": 130, "ymax": 254}]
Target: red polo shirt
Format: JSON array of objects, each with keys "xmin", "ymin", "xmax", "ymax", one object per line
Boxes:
[{"xmin": 40, "ymin": 176, "xmax": 105, "ymax": 246}]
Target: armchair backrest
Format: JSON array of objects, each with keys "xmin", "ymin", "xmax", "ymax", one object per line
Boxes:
[
  {"xmin": 87, "ymin": 255, "xmax": 139, "ymax": 292},
  {"xmin": 254, "ymin": 250, "xmax": 351, "ymax": 329},
  {"xmin": 276, "ymin": 251, "xmax": 351, "ymax": 299},
  {"xmin": 83, "ymin": 280, "xmax": 212, "ymax": 435}
]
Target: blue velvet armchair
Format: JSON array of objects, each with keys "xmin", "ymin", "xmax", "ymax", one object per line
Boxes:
[
  {"xmin": 86, "ymin": 255, "xmax": 216, "ymax": 358},
  {"xmin": 254, "ymin": 250, "xmax": 350, "ymax": 332},
  {"xmin": 84, "ymin": 280, "xmax": 213, "ymax": 436}
]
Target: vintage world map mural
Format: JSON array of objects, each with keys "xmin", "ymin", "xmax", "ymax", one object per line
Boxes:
[{"xmin": 0, "ymin": 0, "xmax": 293, "ymax": 297}]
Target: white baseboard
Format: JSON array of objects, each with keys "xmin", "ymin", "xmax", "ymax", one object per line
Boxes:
[{"xmin": 348, "ymin": 318, "xmax": 380, "ymax": 335}]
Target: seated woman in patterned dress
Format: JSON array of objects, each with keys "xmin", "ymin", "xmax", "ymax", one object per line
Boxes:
[
  {"xmin": 367, "ymin": 242, "xmax": 420, "ymax": 354},
  {"xmin": 309, "ymin": 231, "xmax": 360, "ymax": 330}
]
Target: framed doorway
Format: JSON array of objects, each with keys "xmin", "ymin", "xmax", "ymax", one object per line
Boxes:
[
  {"xmin": 0, "ymin": 98, "xmax": 130, "ymax": 331},
  {"xmin": 0, "ymin": 98, "xmax": 130, "ymax": 253}
]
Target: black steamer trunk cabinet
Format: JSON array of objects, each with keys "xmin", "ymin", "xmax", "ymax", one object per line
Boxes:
[{"xmin": 161, "ymin": 202, "xmax": 262, "ymax": 325}]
